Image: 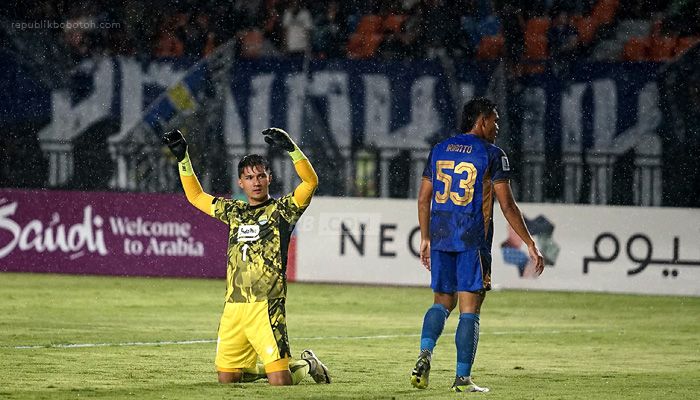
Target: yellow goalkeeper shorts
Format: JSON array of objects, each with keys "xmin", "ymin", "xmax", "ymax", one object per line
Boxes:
[{"xmin": 215, "ymin": 297, "xmax": 291, "ymax": 373}]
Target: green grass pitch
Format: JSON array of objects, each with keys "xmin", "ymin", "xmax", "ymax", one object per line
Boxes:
[{"xmin": 1, "ymin": 272, "xmax": 699, "ymax": 399}]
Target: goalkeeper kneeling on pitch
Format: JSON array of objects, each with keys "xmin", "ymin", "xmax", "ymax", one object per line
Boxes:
[{"xmin": 163, "ymin": 127, "xmax": 329, "ymax": 385}]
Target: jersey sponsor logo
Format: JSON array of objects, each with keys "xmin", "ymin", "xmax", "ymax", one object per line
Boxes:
[
  {"xmin": 237, "ymin": 224, "xmax": 260, "ymax": 242},
  {"xmin": 501, "ymin": 156, "xmax": 510, "ymax": 171}
]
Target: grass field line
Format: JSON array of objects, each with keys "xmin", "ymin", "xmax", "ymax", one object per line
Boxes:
[{"xmin": 9, "ymin": 329, "xmax": 602, "ymax": 350}]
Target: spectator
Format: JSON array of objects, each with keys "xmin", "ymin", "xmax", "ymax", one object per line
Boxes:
[
  {"xmin": 547, "ymin": 10, "xmax": 578, "ymax": 80},
  {"xmin": 234, "ymin": 0, "xmax": 264, "ymax": 29},
  {"xmin": 401, "ymin": 0, "xmax": 422, "ymax": 11},
  {"xmin": 663, "ymin": 0, "xmax": 700, "ymax": 36},
  {"xmin": 209, "ymin": 2, "xmax": 239, "ymax": 47},
  {"xmin": 496, "ymin": 1, "xmax": 526, "ymax": 68},
  {"xmin": 396, "ymin": 1, "xmax": 423, "ymax": 59},
  {"xmin": 457, "ymin": 1, "xmax": 478, "ymax": 56},
  {"xmin": 377, "ymin": 26, "xmax": 405, "ymax": 60},
  {"xmin": 457, "ymin": 0, "xmax": 501, "ymax": 60},
  {"xmin": 553, "ymin": 0, "xmax": 593, "ymax": 15},
  {"xmin": 419, "ymin": 0, "xmax": 459, "ymax": 59},
  {"xmin": 312, "ymin": 1, "xmax": 347, "ymax": 59},
  {"xmin": 282, "ymin": 0, "xmax": 313, "ymax": 56},
  {"xmin": 262, "ymin": 0, "xmax": 285, "ymax": 50},
  {"xmin": 63, "ymin": 11, "xmax": 98, "ymax": 61},
  {"xmin": 121, "ymin": 0, "xmax": 155, "ymax": 57},
  {"xmin": 177, "ymin": 12, "xmax": 209, "ymax": 58}
]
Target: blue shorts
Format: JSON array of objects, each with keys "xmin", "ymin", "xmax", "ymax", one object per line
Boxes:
[{"xmin": 430, "ymin": 249, "xmax": 492, "ymax": 293}]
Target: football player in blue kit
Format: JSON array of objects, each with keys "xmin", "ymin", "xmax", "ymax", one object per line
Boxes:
[{"xmin": 411, "ymin": 97, "xmax": 545, "ymax": 392}]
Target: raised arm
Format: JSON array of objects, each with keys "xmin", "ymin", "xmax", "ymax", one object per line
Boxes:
[
  {"xmin": 493, "ymin": 181, "xmax": 544, "ymax": 275},
  {"xmin": 262, "ymin": 128, "xmax": 318, "ymax": 207},
  {"xmin": 162, "ymin": 129, "xmax": 215, "ymax": 216}
]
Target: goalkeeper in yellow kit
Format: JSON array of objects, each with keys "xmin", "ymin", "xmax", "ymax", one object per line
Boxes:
[{"xmin": 163, "ymin": 127, "xmax": 329, "ymax": 386}]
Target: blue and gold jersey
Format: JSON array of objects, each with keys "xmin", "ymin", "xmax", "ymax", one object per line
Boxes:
[
  {"xmin": 212, "ymin": 194, "xmax": 306, "ymax": 303},
  {"xmin": 422, "ymin": 133, "xmax": 511, "ymax": 253}
]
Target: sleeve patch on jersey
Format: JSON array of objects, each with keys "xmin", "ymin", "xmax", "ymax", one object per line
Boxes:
[{"xmin": 501, "ymin": 156, "xmax": 511, "ymax": 171}]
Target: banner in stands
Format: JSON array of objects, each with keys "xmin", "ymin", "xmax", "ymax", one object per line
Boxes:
[
  {"xmin": 226, "ymin": 59, "xmax": 456, "ymax": 149},
  {"xmin": 0, "ymin": 189, "xmax": 228, "ymax": 277},
  {"xmin": 4, "ymin": 53, "xmax": 680, "ymax": 206},
  {"xmin": 294, "ymin": 197, "xmax": 700, "ymax": 296}
]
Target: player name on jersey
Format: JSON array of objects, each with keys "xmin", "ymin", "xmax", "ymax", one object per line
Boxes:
[{"xmin": 445, "ymin": 144, "xmax": 473, "ymax": 153}]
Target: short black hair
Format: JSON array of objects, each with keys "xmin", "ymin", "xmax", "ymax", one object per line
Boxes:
[
  {"xmin": 459, "ymin": 97, "xmax": 497, "ymax": 132},
  {"xmin": 237, "ymin": 154, "xmax": 270, "ymax": 177}
]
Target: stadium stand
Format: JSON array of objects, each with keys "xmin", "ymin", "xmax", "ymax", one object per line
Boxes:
[
  {"xmin": 5, "ymin": 0, "xmax": 693, "ymax": 66},
  {"xmin": 239, "ymin": 29, "xmax": 265, "ymax": 59},
  {"xmin": 1, "ymin": 0, "xmax": 699, "ymax": 206},
  {"xmin": 675, "ymin": 36, "xmax": 700, "ymax": 56},
  {"xmin": 476, "ymin": 34, "xmax": 504, "ymax": 60}
]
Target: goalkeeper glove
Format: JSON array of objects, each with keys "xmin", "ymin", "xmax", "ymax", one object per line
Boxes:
[
  {"xmin": 262, "ymin": 127, "xmax": 296, "ymax": 152},
  {"xmin": 162, "ymin": 129, "xmax": 188, "ymax": 162}
]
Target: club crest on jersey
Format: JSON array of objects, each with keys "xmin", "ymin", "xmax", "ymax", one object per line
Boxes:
[
  {"xmin": 501, "ymin": 156, "xmax": 511, "ymax": 171},
  {"xmin": 257, "ymin": 215, "xmax": 268, "ymax": 225},
  {"xmin": 237, "ymin": 224, "xmax": 260, "ymax": 242}
]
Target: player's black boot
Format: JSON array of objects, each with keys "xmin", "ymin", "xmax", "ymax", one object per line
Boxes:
[{"xmin": 410, "ymin": 349, "xmax": 431, "ymax": 389}]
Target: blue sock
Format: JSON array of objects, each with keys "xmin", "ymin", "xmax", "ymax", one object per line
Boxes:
[
  {"xmin": 420, "ymin": 304, "xmax": 450, "ymax": 352},
  {"xmin": 455, "ymin": 313, "xmax": 480, "ymax": 377}
]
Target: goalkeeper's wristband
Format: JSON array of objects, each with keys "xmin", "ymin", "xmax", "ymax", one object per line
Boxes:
[
  {"xmin": 288, "ymin": 146, "xmax": 307, "ymax": 163},
  {"xmin": 178, "ymin": 152, "xmax": 195, "ymax": 176}
]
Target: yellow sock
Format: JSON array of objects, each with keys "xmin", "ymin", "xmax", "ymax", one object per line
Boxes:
[
  {"xmin": 241, "ymin": 364, "xmax": 267, "ymax": 382},
  {"xmin": 289, "ymin": 359, "xmax": 310, "ymax": 385}
]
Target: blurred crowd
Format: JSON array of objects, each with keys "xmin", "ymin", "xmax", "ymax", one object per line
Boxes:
[
  {"xmin": 2, "ymin": 0, "xmax": 699, "ymax": 204},
  {"xmin": 5, "ymin": 0, "xmax": 698, "ymax": 67}
]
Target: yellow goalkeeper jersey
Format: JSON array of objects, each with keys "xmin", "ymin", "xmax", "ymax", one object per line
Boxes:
[{"xmin": 212, "ymin": 194, "xmax": 306, "ymax": 303}]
